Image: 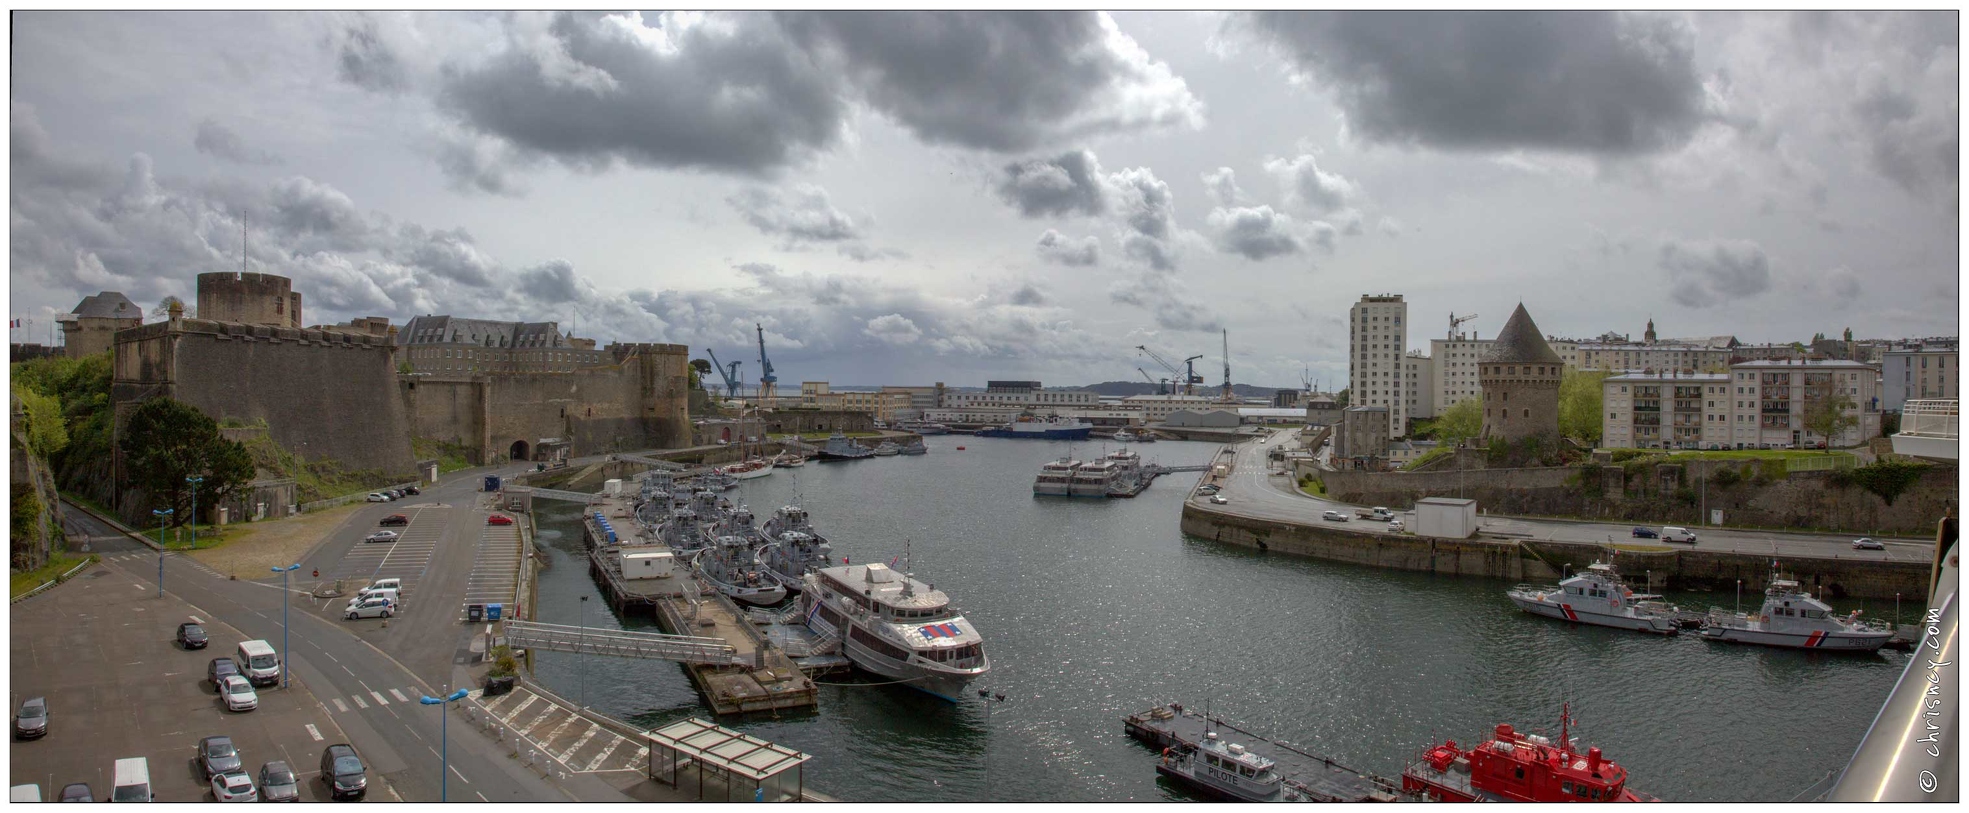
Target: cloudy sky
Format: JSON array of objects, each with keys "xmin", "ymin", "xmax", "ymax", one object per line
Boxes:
[{"xmin": 9, "ymin": 11, "xmax": 1959, "ymax": 388}]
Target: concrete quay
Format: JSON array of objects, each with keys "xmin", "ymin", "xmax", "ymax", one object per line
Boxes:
[{"xmin": 1186, "ymin": 431, "xmax": 1936, "ymax": 600}]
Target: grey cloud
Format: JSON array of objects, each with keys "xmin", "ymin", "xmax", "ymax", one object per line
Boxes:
[
  {"xmin": 268, "ymin": 176, "xmax": 370, "ymax": 251},
  {"xmin": 1658, "ymin": 237, "xmax": 1773, "ymax": 307},
  {"xmin": 1377, "ymin": 216, "xmax": 1403, "ymax": 238},
  {"xmin": 1234, "ymin": 11, "xmax": 1708, "ymax": 154},
  {"xmin": 1826, "ymin": 267, "xmax": 1862, "ymax": 300},
  {"xmin": 437, "ymin": 12, "xmax": 846, "ymax": 176},
  {"xmin": 1108, "ymin": 271, "xmax": 1218, "ymax": 331},
  {"xmin": 1009, "ymin": 282, "xmax": 1048, "ymax": 305},
  {"xmin": 193, "ymin": 119, "xmax": 283, "ymax": 165},
  {"xmin": 1035, "ymin": 229, "xmax": 1099, "ymax": 266},
  {"xmin": 393, "ymin": 225, "xmax": 498, "ymax": 287},
  {"xmin": 435, "ymin": 134, "xmax": 526, "ymax": 197},
  {"xmin": 1206, "ymin": 206, "xmax": 1303, "ymax": 261},
  {"xmin": 331, "ymin": 13, "xmax": 410, "ymax": 93},
  {"xmin": 1200, "ymin": 167, "xmax": 1244, "ymax": 207},
  {"xmin": 1854, "ymin": 80, "xmax": 1958, "ymax": 202},
  {"xmin": 994, "ymin": 149, "xmax": 1107, "ymax": 217},
  {"xmin": 1110, "ymin": 166, "xmax": 1174, "ymax": 240},
  {"xmin": 516, "ymin": 259, "xmax": 584, "ymax": 303},
  {"xmin": 728, "ymin": 184, "xmax": 863, "ymax": 244},
  {"xmin": 776, "ymin": 11, "xmax": 1202, "ymax": 152},
  {"xmin": 1262, "ymin": 154, "xmax": 1356, "ymax": 213},
  {"xmin": 1121, "ymin": 233, "xmax": 1175, "ymax": 271},
  {"xmin": 863, "ymin": 313, "xmax": 923, "ymax": 345},
  {"xmin": 836, "ymin": 243, "xmax": 908, "ymax": 262}
]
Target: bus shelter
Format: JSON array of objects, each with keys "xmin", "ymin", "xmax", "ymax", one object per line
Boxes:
[{"xmin": 646, "ymin": 718, "xmax": 810, "ymax": 802}]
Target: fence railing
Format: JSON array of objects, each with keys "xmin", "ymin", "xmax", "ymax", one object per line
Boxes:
[
  {"xmin": 1786, "ymin": 455, "xmax": 1857, "ymax": 472},
  {"xmin": 298, "ymin": 481, "xmax": 425, "ymax": 514}
]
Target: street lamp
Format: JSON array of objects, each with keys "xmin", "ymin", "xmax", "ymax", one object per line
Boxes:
[
  {"xmin": 418, "ymin": 687, "xmax": 471, "ymax": 802},
  {"xmin": 271, "ymin": 564, "xmax": 300, "ymax": 688},
  {"xmin": 186, "ymin": 475, "xmax": 204, "ymax": 547},
  {"xmin": 152, "ymin": 508, "xmax": 173, "ymax": 598},
  {"xmin": 579, "ymin": 595, "xmax": 589, "ymax": 709}
]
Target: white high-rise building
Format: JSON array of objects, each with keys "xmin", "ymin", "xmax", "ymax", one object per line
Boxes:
[
  {"xmin": 1404, "ymin": 350, "xmax": 1436, "ymax": 419},
  {"xmin": 1349, "ymin": 294, "xmax": 1409, "ymax": 438}
]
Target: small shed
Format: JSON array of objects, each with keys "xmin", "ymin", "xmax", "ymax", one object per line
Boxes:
[
  {"xmin": 620, "ymin": 549, "xmax": 674, "ymax": 580},
  {"xmin": 1415, "ymin": 497, "xmax": 1478, "ymax": 539},
  {"xmin": 647, "ymin": 718, "xmax": 810, "ymax": 802}
]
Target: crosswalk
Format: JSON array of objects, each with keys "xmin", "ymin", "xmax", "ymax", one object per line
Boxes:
[
  {"xmin": 470, "ymin": 686, "xmax": 647, "ymax": 774},
  {"xmin": 459, "ymin": 522, "xmax": 523, "ymax": 621},
  {"xmin": 326, "ymin": 506, "xmax": 444, "ymax": 596},
  {"xmin": 101, "ymin": 551, "xmax": 227, "ymax": 579},
  {"xmin": 319, "ymin": 684, "xmax": 432, "ymax": 714}
]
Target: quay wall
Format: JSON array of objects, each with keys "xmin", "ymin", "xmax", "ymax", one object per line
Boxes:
[{"xmin": 1182, "ymin": 504, "xmax": 1932, "ymax": 600}]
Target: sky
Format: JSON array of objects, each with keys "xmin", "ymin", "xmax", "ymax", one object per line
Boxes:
[{"xmin": 8, "ymin": 11, "xmax": 1960, "ymax": 389}]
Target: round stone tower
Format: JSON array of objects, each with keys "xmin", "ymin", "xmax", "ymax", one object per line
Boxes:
[
  {"xmin": 1479, "ymin": 303, "xmax": 1563, "ymax": 444},
  {"xmin": 197, "ymin": 271, "xmax": 302, "ymax": 327}
]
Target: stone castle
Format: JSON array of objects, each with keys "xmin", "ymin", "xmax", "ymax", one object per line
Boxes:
[
  {"xmin": 104, "ymin": 272, "xmax": 690, "ymax": 519},
  {"xmin": 1478, "ymin": 303, "xmax": 1562, "ymax": 444}
]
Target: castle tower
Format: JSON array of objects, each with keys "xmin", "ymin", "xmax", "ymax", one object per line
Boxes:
[
  {"xmin": 1644, "ymin": 317, "xmax": 1656, "ymax": 345},
  {"xmin": 1479, "ymin": 303, "xmax": 1563, "ymax": 444},
  {"xmin": 197, "ymin": 272, "xmax": 302, "ymax": 327}
]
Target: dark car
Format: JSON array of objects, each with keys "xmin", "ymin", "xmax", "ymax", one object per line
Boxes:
[
  {"xmin": 208, "ymin": 658, "xmax": 240, "ymax": 692},
  {"xmin": 198, "ymin": 735, "xmax": 242, "ymax": 780},
  {"xmin": 14, "ymin": 696, "xmax": 48, "ymax": 740},
  {"xmin": 403, "ymin": 486, "xmax": 420, "ymax": 496},
  {"xmin": 259, "ymin": 761, "xmax": 300, "ymax": 802},
  {"xmin": 1630, "ymin": 527, "xmax": 1659, "ymax": 539},
  {"xmin": 56, "ymin": 783, "xmax": 91, "ymax": 802},
  {"xmin": 177, "ymin": 622, "xmax": 209, "ymax": 649},
  {"xmin": 320, "ymin": 744, "xmax": 366, "ymax": 801},
  {"xmin": 378, "ymin": 514, "xmax": 409, "ymax": 527}
]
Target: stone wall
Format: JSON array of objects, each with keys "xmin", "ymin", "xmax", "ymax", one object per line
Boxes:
[
  {"xmin": 755, "ymin": 410, "xmax": 875, "ymax": 436},
  {"xmin": 1182, "ymin": 503, "xmax": 1932, "ymax": 600},
  {"xmin": 399, "ymin": 343, "xmax": 690, "ymax": 464},
  {"xmin": 112, "ymin": 317, "xmax": 417, "ymax": 490},
  {"xmin": 197, "ymin": 271, "xmax": 301, "ymax": 327}
]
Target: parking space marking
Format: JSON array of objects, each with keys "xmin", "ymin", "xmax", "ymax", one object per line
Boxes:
[
  {"xmin": 585, "ymin": 735, "xmax": 626, "ymax": 771},
  {"xmin": 543, "ymin": 715, "xmax": 580, "ymax": 747},
  {"xmin": 389, "ymin": 688, "xmax": 409, "ymax": 703},
  {"xmin": 501, "ymin": 695, "xmax": 537, "ymax": 724},
  {"xmin": 353, "ymin": 695, "xmax": 369, "ymax": 710},
  {"xmin": 332, "ymin": 698, "xmax": 349, "ymax": 713},
  {"xmin": 189, "ymin": 615, "xmax": 203, "ymax": 623},
  {"xmin": 305, "ymin": 724, "xmax": 323, "ymax": 741},
  {"xmin": 524, "ymin": 705, "xmax": 559, "ymax": 736}
]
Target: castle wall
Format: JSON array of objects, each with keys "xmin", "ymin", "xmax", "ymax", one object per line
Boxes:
[
  {"xmin": 114, "ymin": 318, "xmax": 416, "ymax": 485},
  {"xmin": 197, "ymin": 272, "xmax": 302, "ymax": 328},
  {"xmin": 400, "ymin": 378, "xmax": 489, "ymax": 461},
  {"xmin": 400, "ymin": 343, "xmax": 691, "ymax": 462}
]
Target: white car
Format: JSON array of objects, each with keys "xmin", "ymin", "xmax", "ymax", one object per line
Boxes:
[
  {"xmin": 210, "ymin": 770, "xmax": 257, "ymax": 803},
  {"xmin": 1322, "ymin": 510, "xmax": 1348, "ymax": 522},
  {"xmin": 1209, "ymin": 494, "xmax": 1229, "ymax": 505},
  {"xmin": 219, "ymin": 675, "xmax": 258, "ymax": 712},
  {"xmin": 1852, "ymin": 538, "xmax": 1885, "ymax": 550},
  {"xmin": 365, "ymin": 492, "xmax": 388, "ymax": 502},
  {"xmin": 1387, "ymin": 520, "xmax": 1405, "ymax": 533},
  {"xmin": 344, "ymin": 597, "xmax": 395, "ymax": 620}
]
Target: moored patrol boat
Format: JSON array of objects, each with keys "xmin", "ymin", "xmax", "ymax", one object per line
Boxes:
[
  {"xmin": 759, "ymin": 505, "xmax": 835, "ymax": 592},
  {"xmin": 800, "ymin": 560, "xmax": 989, "ymax": 701},
  {"xmin": 1698, "ymin": 570, "xmax": 1894, "ymax": 651},
  {"xmin": 1156, "ymin": 731, "xmax": 1288, "ymax": 801},
  {"xmin": 1506, "ymin": 562, "xmax": 1683, "ymax": 635}
]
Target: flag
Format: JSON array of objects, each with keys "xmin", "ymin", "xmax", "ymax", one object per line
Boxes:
[
  {"xmin": 889, "ymin": 555, "xmax": 899, "ymax": 567},
  {"xmin": 7, "ymin": 319, "xmax": 17, "ymax": 328}
]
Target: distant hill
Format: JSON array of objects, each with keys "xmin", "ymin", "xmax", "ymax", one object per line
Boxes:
[{"xmin": 1073, "ymin": 381, "xmax": 1291, "ymax": 398}]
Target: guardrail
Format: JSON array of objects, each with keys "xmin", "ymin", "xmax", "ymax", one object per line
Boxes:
[
  {"xmin": 298, "ymin": 481, "xmax": 425, "ymax": 514},
  {"xmin": 10, "ymin": 556, "xmax": 98, "ymax": 604},
  {"xmin": 502, "ymin": 620, "xmax": 744, "ymax": 666},
  {"xmin": 1785, "ymin": 455, "xmax": 1857, "ymax": 472}
]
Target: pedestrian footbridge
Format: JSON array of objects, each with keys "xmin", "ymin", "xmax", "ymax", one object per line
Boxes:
[{"xmin": 502, "ymin": 620, "xmax": 752, "ymax": 667}]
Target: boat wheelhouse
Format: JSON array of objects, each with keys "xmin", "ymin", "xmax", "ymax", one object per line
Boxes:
[
  {"xmin": 1068, "ymin": 459, "xmax": 1122, "ymax": 497},
  {"xmin": 1155, "ymin": 731, "xmax": 1286, "ymax": 801}
]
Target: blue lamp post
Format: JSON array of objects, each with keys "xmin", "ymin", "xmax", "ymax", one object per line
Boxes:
[
  {"xmin": 418, "ymin": 687, "xmax": 471, "ymax": 801},
  {"xmin": 579, "ymin": 594, "xmax": 589, "ymax": 709},
  {"xmin": 152, "ymin": 508, "xmax": 173, "ymax": 598},
  {"xmin": 271, "ymin": 564, "xmax": 300, "ymax": 687},
  {"xmin": 185, "ymin": 475, "xmax": 203, "ymax": 547}
]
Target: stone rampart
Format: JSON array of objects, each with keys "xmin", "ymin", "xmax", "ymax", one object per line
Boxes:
[{"xmin": 400, "ymin": 343, "xmax": 690, "ymax": 464}]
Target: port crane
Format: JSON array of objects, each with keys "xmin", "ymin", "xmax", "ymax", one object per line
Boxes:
[
  {"xmin": 1138, "ymin": 345, "xmax": 1206, "ymax": 396},
  {"xmin": 1219, "ymin": 329, "xmax": 1234, "ymax": 403},
  {"xmin": 704, "ymin": 348, "xmax": 743, "ymax": 399},
  {"xmin": 1182, "ymin": 355, "xmax": 1205, "ymax": 396},
  {"xmin": 1137, "ymin": 367, "xmax": 1170, "ymax": 395},
  {"xmin": 755, "ymin": 324, "xmax": 778, "ymax": 405},
  {"xmin": 1449, "ymin": 312, "xmax": 1478, "ymax": 341}
]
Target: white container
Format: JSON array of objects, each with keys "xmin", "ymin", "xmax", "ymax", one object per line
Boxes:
[
  {"xmin": 621, "ymin": 550, "xmax": 674, "ymax": 580},
  {"xmin": 604, "ymin": 478, "xmax": 624, "ymax": 497}
]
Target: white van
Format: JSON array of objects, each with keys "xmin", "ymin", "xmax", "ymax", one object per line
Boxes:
[
  {"xmin": 365, "ymin": 578, "xmax": 404, "ymax": 593},
  {"xmin": 349, "ymin": 588, "xmax": 401, "ymax": 608},
  {"xmin": 1661, "ymin": 526, "xmax": 1697, "ymax": 544},
  {"xmin": 236, "ymin": 640, "xmax": 280, "ymax": 687},
  {"xmin": 111, "ymin": 757, "xmax": 152, "ymax": 802},
  {"xmin": 11, "ymin": 785, "xmax": 41, "ymax": 803}
]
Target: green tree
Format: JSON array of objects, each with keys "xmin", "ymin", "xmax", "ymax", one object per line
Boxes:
[
  {"xmin": 1334, "ymin": 388, "xmax": 1350, "ymax": 408},
  {"xmin": 1435, "ymin": 398, "xmax": 1482, "ymax": 443},
  {"xmin": 118, "ymin": 398, "xmax": 254, "ymax": 523},
  {"xmin": 1802, "ymin": 391, "xmax": 1859, "ymax": 451},
  {"xmin": 1558, "ymin": 370, "xmax": 1608, "ymax": 446},
  {"xmin": 11, "ymin": 384, "xmax": 67, "ymax": 458}
]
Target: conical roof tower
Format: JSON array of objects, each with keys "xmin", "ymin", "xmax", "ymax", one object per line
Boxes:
[{"xmin": 1483, "ymin": 303, "xmax": 1563, "ymax": 365}]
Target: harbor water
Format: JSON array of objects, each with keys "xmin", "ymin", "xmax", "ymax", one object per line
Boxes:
[{"xmin": 525, "ymin": 434, "xmax": 1910, "ymax": 802}]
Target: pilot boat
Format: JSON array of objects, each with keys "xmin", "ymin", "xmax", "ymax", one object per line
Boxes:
[
  {"xmin": 1156, "ymin": 731, "xmax": 1286, "ymax": 801},
  {"xmin": 1402, "ymin": 706, "xmax": 1660, "ymax": 802}
]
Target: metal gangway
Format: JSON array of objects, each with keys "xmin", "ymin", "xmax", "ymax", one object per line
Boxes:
[
  {"xmin": 521, "ymin": 487, "xmax": 608, "ymax": 504},
  {"xmin": 503, "ymin": 620, "xmax": 756, "ymax": 667},
  {"xmin": 1143, "ymin": 463, "xmax": 1213, "ymax": 475}
]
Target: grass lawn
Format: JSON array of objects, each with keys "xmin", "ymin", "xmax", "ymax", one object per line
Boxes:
[
  {"xmin": 1605, "ymin": 448, "xmax": 1856, "ymax": 462},
  {"xmin": 1297, "ymin": 474, "xmax": 1326, "ymax": 497},
  {"xmin": 10, "ymin": 551, "xmax": 95, "ymax": 599}
]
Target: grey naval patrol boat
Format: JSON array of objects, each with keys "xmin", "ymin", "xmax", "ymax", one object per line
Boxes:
[
  {"xmin": 801, "ymin": 561, "xmax": 989, "ymax": 702},
  {"xmin": 1157, "ymin": 730, "xmax": 1290, "ymax": 802},
  {"xmin": 1507, "ymin": 561, "xmax": 1683, "ymax": 635},
  {"xmin": 759, "ymin": 506, "xmax": 835, "ymax": 592},
  {"xmin": 696, "ymin": 533, "xmax": 789, "ymax": 607},
  {"xmin": 1699, "ymin": 570, "xmax": 1894, "ymax": 651}
]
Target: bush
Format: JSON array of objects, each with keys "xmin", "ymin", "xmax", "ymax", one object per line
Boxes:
[
  {"xmin": 487, "ymin": 644, "xmax": 519, "ymax": 678},
  {"xmin": 1609, "ymin": 448, "xmax": 1651, "ymax": 464},
  {"xmin": 1844, "ymin": 460, "xmax": 1930, "ymax": 506},
  {"xmin": 1710, "ymin": 466, "xmax": 1740, "ymax": 488}
]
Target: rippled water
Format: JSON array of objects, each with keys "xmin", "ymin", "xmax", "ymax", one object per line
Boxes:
[{"xmin": 525, "ymin": 435, "xmax": 1910, "ymax": 802}]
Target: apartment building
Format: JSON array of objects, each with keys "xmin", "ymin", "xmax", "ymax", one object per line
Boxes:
[
  {"xmin": 1603, "ymin": 359, "xmax": 1881, "ymax": 449},
  {"xmin": 1349, "ymin": 294, "xmax": 1409, "ymax": 438},
  {"xmin": 1430, "ymin": 337, "xmax": 1493, "ymax": 413},
  {"xmin": 1404, "ymin": 351, "xmax": 1436, "ymax": 419},
  {"xmin": 1601, "ymin": 372, "xmax": 1731, "ymax": 449},
  {"xmin": 1882, "ymin": 346, "xmax": 1958, "ymax": 412},
  {"xmin": 943, "ymin": 380, "xmax": 1100, "ymax": 411}
]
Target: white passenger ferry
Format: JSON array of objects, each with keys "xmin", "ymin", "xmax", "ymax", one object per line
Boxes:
[
  {"xmin": 800, "ymin": 562, "xmax": 989, "ymax": 702},
  {"xmin": 1506, "ymin": 562, "xmax": 1683, "ymax": 635},
  {"xmin": 1033, "ymin": 456, "xmax": 1080, "ymax": 497},
  {"xmin": 1699, "ymin": 572, "xmax": 1894, "ymax": 651}
]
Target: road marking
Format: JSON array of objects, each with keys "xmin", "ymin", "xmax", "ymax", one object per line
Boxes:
[
  {"xmin": 305, "ymin": 724, "xmax": 323, "ymax": 741},
  {"xmin": 449, "ymin": 765, "xmax": 468, "ymax": 784},
  {"xmin": 586, "ymin": 735, "xmax": 625, "ymax": 771},
  {"xmin": 332, "ymin": 698, "xmax": 349, "ymax": 713},
  {"xmin": 353, "ymin": 695, "xmax": 369, "ymax": 709},
  {"xmin": 542, "ymin": 715, "xmax": 580, "ymax": 748},
  {"xmin": 502, "ymin": 695, "xmax": 537, "ymax": 723},
  {"xmin": 524, "ymin": 706, "xmax": 557, "ymax": 735},
  {"xmin": 477, "ymin": 792, "xmax": 488, "ymax": 803},
  {"xmin": 370, "ymin": 691, "xmax": 389, "ymax": 706},
  {"xmin": 189, "ymin": 615, "xmax": 204, "ymax": 623},
  {"xmin": 558, "ymin": 724, "xmax": 601, "ymax": 763},
  {"xmin": 389, "ymin": 688, "xmax": 409, "ymax": 703}
]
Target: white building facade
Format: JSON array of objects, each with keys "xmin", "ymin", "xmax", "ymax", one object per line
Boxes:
[
  {"xmin": 1349, "ymin": 294, "xmax": 1409, "ymax": 438},
  {"xmin": 1882, "ymin": 347, "xmax": 1958, "ymax": 412},
  {"xmin": 1429, "ymin": 337, "xmax": 1494, "ymax": 414},
  {"xmin": 1602, "ymin": 360, "xmax": 1882, "ymax": 449}
]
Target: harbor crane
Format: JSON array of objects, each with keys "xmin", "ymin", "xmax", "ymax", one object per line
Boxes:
[
  {"xmin": 1182, "ymin": 355, "xmax": 1205, "ymax": 396},
  {"xmin": 1137, "ymin": 345, "xmax": 1184, "ymax": 393},
  {"xmin": 1219, "ymin": 329, "xmax": 1234, "ymax": 403},
  {"xmin": 704, "ymin": 348, "xmax": 743, "ymax": 398},
  {"xmin": 755, "ymin": 324, "xmax": 778, "ymax": 404},
  {"xmin": 1449, "ymin": 312, "xmax": 1479, "ymax": 341},
  {"xmin": 1137, "ymin": 367, "xmax": 1169, "ymax": 395}
]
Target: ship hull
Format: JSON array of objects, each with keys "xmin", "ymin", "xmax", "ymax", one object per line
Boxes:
[
  {"xmin": 730, "ymin": 466, "xmax": 773, "ymax": 480},
  {"xmin": 1033, "ymin": 483, "xmax": 1072, "ymax": 496},
  {"xmin": 976, "ymin": 427, "xmax": 1093, "ymax": 440},
  {"xmin": 1155, "ymin": 763, "xmax": 1281, "ymax": 802},
  {"xmin": 1508, "ymin": 592, "xmax": 1678, "ymax": 634},
  {"xmin": 1698, "ymin": 626, "xmax": 1891, "ymax": 651}
]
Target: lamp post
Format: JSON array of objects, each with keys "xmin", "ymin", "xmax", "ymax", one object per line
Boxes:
[
  {"xmin": 418, "ymin": 687, "xmax": 470, "ymax": 802},
  {"xmin": 152, "ymin": 508, "xmax": 173, "ymax": 598},
  {"xmin": 186, "ymin": 475, "xmax": 204, "ymax": 547},
  {"xmin": 272, "ymin": 564, "xmax": 300, "ymax": 687},
  {"xmin": 579, "ymin": 594, "xmax": 589, "ymax": 710}
]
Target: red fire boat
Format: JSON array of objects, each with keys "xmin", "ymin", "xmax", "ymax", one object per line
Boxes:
[{"xmin": 1401, "ymin": 706, "xmax": 1659, "ymax": 802}]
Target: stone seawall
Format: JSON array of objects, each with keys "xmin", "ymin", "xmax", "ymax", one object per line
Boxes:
[{"xmin": 1182, "ymin": 504, "xmax": 1931, "ymax": 600}]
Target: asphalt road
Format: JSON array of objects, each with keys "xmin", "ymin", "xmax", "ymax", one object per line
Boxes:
[{"xmin": 1198, "ymin": 431, "xmax": 1937, "ymax": 564}]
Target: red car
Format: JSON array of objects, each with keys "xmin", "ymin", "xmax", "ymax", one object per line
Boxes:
[{"xmin": 487, "ymin": 514, "xmax": 514, "ymax": 526}]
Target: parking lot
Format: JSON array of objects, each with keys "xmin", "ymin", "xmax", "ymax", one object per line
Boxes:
[
  {"xmin": 319, "ymin": 504, "xmax": 447, "ymax": 600},
  {"xmin": 9, "ymin": 560, "xmax": 382, "ymax": 802},
  {"xmin": 460, "ymin": 520, "xmax": 523, "ymax": 622}
]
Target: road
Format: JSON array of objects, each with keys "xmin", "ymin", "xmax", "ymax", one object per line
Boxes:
[
  {"xmin": 1197, "ymin": 431, "xmax": 1936, "ymax": 564},
  {"xmin": 56, "ymin": 457, "xmax": 580, "ymax": 803}
]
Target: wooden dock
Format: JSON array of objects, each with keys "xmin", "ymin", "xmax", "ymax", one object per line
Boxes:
[
  {"xmin": 582, "ymin": 503, "xmax": 819, "ymax": 717},
  {"xmin": 1124, "ymin": 703, "xmax": 1406, "ymax": 802}
]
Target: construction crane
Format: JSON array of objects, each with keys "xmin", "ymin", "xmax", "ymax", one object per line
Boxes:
[
  {"xmin": 1450, "ymin": 312, "xmax": 1478, "ymax": 341},
  {"xmin": 1136, "ymin": 367, "xmax": 1169, "ymax": 395},
  {"xmin": 704, "ymin": 348, "xmax": 743, "ymax": 399},
  {"xmin": 1182, "ymin": 355, "xmax": 1205, "ymax": 396},
  {"xmin": 1219, "ymin": 329, "xmax": 1234, "ymax": 403},
  {"xmin": 754, "ymin": 324, "xmax": 778, "ymax": 405},
  {"xmin": 1137, "ymin": 345, "xmax": 1185, "ymax": 393}
]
